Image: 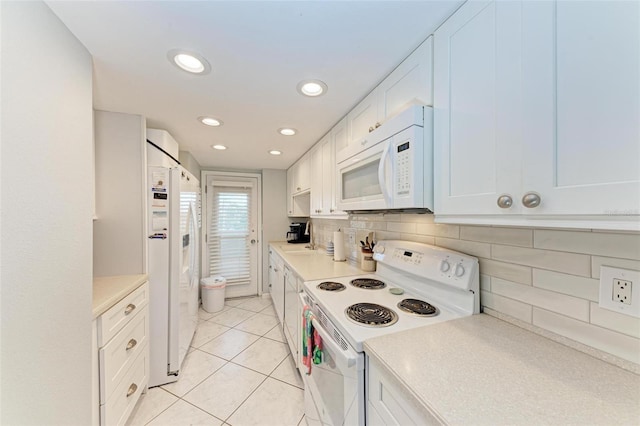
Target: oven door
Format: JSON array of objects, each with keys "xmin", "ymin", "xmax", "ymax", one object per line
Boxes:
[{"xmin": 302, "ymin": 310, "xmax": 365, "ymax": 426}]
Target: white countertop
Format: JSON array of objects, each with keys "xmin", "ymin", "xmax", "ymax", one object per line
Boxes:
[
  {"xmin": 93, "ymin": 274, "xmax": 148, "ymax": 318},
  {"xmin": 269, "ymin": 241, "xmax": 363, "ymax": 281},
  {"xmin": 364, "ymin": 314, "xmax": 640, "ymax": 426}
]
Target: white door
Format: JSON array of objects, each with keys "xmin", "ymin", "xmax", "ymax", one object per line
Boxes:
[
  {"xmin": 522, "ymin": 0, "xmax": 640, "ymax": 215},
  {"xmin": 204, "ymin": 173, "xmax": 261, "ymax": 299},
  {"xmin": 434, "ymin": 0, "xmax": 524, "ymax": 215},
  {"xmin": 177, "ymin": 170, "xmax": 200, "ymax": 368}
]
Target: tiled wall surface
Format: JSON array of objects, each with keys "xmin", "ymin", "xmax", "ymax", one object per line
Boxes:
[{"xmin": 311, "ymin": 214, "xmax": 640, "ymax": 367}]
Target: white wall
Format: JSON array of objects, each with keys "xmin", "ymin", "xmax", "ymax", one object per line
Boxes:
[
  {"xmin": 1, "ymin": 1, "xmax": 94, "ymax": 424},
  {"xmin": 312, "ymin": 214, "xmax": 640, "ymax": 371},
  {"xmin": 261, "ymin": 169, "xmax": 289, "ymax": 293}
]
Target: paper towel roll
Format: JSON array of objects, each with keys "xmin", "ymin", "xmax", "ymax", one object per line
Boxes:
[{"xmin": 333, "ymin": 230, "xmax": 346, "ymax": 261}]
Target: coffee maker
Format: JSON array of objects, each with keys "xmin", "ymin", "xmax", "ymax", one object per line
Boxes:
[{"xmin": 287, "ymin": 222, "xmax": 310, "ymax": 244}]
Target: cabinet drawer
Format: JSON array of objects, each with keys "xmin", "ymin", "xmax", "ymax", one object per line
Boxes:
[
  {"xmin": 98, "ymin": 282, "xmax": 148, "ymax": 346},
  {"xmin": 101, "ymin": 347, "xmax": 148, "ymax": 426},
  {"xmin": 99, "ymin": 309, "xmax": 148, "ymax": 404}
]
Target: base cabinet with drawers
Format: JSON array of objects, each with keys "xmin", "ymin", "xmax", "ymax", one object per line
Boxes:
[{"xmin": 94, "ymin": 282, "xmax": 149, "ymax": 425}]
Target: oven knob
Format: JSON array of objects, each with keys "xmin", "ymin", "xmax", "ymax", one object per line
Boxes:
[
  {"xmin": 440, "ymin": 260, "xmax": 450, "ymax": 272},
  {"xmin": 455, "ymin": 264, "xmax": 465, "ymax": 277},
  {"xmin": 373, "ymin": 245, "xmax": 385, "ymax": 254}
]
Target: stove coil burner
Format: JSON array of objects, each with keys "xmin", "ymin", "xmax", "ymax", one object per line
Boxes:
[
  {"xmin": 317, "ymin": 281, "xmax": 346, "ymax": 292},
  {"xmin": 350, "ymin": 278, "xmax": 386, "ymax": 290},
  {"xmin": 397, "ymin": 298, "xmax": 439, "ymax": 316},
  {"xmin": 345, "ymin": 303, "xmax": 398, "ymax": 327}
]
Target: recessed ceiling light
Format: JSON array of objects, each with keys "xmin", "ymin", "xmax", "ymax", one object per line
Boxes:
[
  {"xmin": 278, "ymin": 128, "xmax": 297, "ymax": 136},
  {"xmin": 199, "ymin": 116, "xmax": 223, "ymax": 127},
  {"xmin": 167, "ymin": 49, "xmax": 211, "ymax": 75},
  {"xmin": 297, "ymin": 79, "xmax": 328, "ymax": 97},
  {"xmin": 269, "ymin": 150, "xmax": 282, "ymax": 155},
  {"xmin": 211, "ymin": 144, "xmax": 227, "ymax": 150}
]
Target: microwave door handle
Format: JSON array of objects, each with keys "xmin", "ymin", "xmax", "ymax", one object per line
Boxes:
[{"xmin": 377, "ymin": 140, "xmax": 393, "ymax": 206}]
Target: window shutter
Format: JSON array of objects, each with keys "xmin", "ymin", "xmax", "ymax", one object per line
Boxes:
[{"xmin": 208, "ymin": 185, "xmax": 252, "ymax": 286}]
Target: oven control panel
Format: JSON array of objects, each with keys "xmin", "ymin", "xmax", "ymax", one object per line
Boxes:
[{"xmin": 374, "ymin": 240, "xmax": 478, "ymax": 292}]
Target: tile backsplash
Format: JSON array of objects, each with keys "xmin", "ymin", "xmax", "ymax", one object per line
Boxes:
[{"xmin": 311, "ymin": 214, "xmax": 640, "ymax": 369}]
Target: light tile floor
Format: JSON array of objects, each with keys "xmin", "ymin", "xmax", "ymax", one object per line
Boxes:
[{"xmin": 127, "ymin": 296, "xmax": 305, "ymax": 426}]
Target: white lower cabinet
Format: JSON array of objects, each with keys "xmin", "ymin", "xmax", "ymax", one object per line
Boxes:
[
  {"xmin": 268, "ymin": 249, "xmax": 285, "ymax": 324},
  {"xmin": 367, "ymin": 355, "xmax": 441, "ymax": 426},
  {"xmin": 95, "ymin": 282, "xmax": 149, "ymax": 425},
  {"xmin": 283, "ymin": 266, "xmax": 301, "ymax": 369}
]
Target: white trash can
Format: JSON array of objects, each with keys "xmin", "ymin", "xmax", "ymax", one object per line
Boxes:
[{"xmin": 201, "ymin": 276, "xmax": 226, "ymax": 313}]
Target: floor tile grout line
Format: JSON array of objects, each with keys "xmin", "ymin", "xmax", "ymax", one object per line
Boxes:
[
  {"xmin": 155, "ymin": 300, "xmax": 299, "ymax": 425},
  {"xmin": 191, "ymin": 325, "xmax": 233, "ymax": 349},
  {"xmin": 140, "ymin": 387, "xmax": 181, "ymax": 426},
  {"xmin": 221, "ymin": 373, "xmax": 270, "ymax": 423},
  {"xmin": 174, "ymin": 397, "xmax": 226, "ymax": 425},
  {"xmin": 163, "ymin": 356, "xmax": 229, "ymax": 400}
]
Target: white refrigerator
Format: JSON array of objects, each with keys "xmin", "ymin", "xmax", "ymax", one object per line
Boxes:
[{"xmin": 147, "ymin": 145, "xmax": 200, "ymax": 387}]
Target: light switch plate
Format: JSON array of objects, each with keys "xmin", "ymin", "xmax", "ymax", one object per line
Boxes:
[{"xmin": 599, "ymin": 266, "xmax": 640, "ymax": 317}]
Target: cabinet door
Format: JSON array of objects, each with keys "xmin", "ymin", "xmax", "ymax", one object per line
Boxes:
[
  {"xmin": 283, "ymin": 268, "xmax": 297, "ymax": 358},
  {"xmin": 522, "ymin": 0, "xmax": 640, "ymax": 215},
  {"xmin": 296, "ymin": 154, "xmax": 311, "ymax": 193},
  {"xmin": 434, "ymin": 0, "xmax": 523, "ymax": 215},
  {"xmin": 320, "ymin": 137, "xmax": 334, "ymax": 215},
  {"xmin": 268, "ymin": 253, "xmax": 284, "ymax": 324},
  {"xmin": 377, "ymin": 36, "xmax": 433, "ymax": 121},
  {"xmin": 310, "ymin": 143, "xmax": 324, "ymax": 215},
  {"xmin": 330, "ymin": 120, "xmax": 349, "ymax": 216},
  {"xmin": 286, "ymin": 167, "xmax": 294, "ymax": 215},
  {"xmin": 332, "ymin": 117, "xmax": 348, "ymax": 158},
  {"xmin": 347, "ymin": 90, "xmax": 379, "ymax": 146}
]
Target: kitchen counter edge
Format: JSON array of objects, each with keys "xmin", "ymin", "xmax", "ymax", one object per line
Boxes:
[
  {"xmin": 93, "ymin": 274, "xmax": 148, "ymax": 318},
  {"xmin": 364, "ymin": 314, "xmax": 640, "ymax": 426},
  {"xmin": 269, "ymin": 241, "xmax": 362, "ymax": 281}
]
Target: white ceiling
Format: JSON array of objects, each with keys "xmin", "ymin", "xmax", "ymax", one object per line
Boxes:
[{"xmin": 46, "ymin": 1, "xmax": 462, "ymax": 170}]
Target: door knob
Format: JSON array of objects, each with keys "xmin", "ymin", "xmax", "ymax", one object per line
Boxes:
[
  {"xmin": 250, "ymin": 239, "xmax": 257, "ymax": 244},
  {"xmin": 496, "ymin": 195, "xmax": 513, "ymax": 209},
  {"xmin": 522, "ymin": 192, "xmax": 541, "ymax": 208}
]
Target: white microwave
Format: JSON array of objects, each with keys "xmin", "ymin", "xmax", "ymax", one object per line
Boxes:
[{"xmin": 336, "ymin": 105, "xmax": 433, "ymax": 212}]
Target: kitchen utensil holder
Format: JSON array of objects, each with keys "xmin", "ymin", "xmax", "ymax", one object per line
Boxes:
[{"xmin": 360, "ymin": 248, "xmax": 376, "ymax": 272}]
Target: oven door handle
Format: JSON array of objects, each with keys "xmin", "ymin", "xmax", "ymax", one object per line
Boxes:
[{"xmin": 311, "ymin": 318, "xmax": 362, "ymax": 371}]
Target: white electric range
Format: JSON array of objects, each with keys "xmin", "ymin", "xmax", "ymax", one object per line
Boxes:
[{"xmin": 300, "ymin": 240, "xmax": 479, "ymax": 426}]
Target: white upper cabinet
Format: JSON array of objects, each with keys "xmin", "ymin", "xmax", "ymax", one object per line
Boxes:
[
  {"xmin": 339, "ymin": 37, "xmax": 433, "ymax": 162},
  {"xmin": 287, "ymin": 154, "xmax": 311, "ymax": 217},
  {"xmin": 347, "ymin": 89, "xmax": 379, "ymax": 147},
  {"xmin": 434, "ymin": 0, "xmax": 640, "ymax": 230},
  {"xmin": 310, "ymin": 139, "xmax": 325, "ymax": 215},
  {"xmin": 377, "ymin": 35, "xmax": 433, "ymax": 122},
  {"xmin": 291, "ymin": 154, "xmax": 311, "ymax": 194},
  {"xmin": 524, "ymin": 0, "xmax": 640, "ymax": 217},
  {"xmin": 310, "ymin": 129, "xmax": 348, "ymax": 218}
]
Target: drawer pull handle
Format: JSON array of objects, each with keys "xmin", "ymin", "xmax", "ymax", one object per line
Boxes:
[
  {"xmin": 124, "ymin": 304, "xmax": 136, "ymax": 315},
  {"xmin": 126, "ymin": 339, "xmax": 137, "ymax": 351},
  {"xmin": 126, "ymin": 383, "xmax": 138, "ymax": 397}
]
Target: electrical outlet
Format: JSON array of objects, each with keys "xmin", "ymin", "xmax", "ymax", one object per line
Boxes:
[
  {"xmin": 599, "ymin": 266, "xmax": 640, "ymax": 317},
  {"xmin": 613, "ymin": 279, "xmax": 632, "ymax": 305}
]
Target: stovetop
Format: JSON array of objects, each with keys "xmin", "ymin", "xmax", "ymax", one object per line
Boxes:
[
  {"xmin": 303, "ymin": 273, "xmax": 463, "ymax": 352},
  {"xmin": 302, "ymin": 240, "xmax": 480, "ymax": 353}
]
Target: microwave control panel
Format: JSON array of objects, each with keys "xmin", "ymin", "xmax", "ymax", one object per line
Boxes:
[{"xmin": 395, "ymin": 140, "xmax": 411, "ymax": 196}]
